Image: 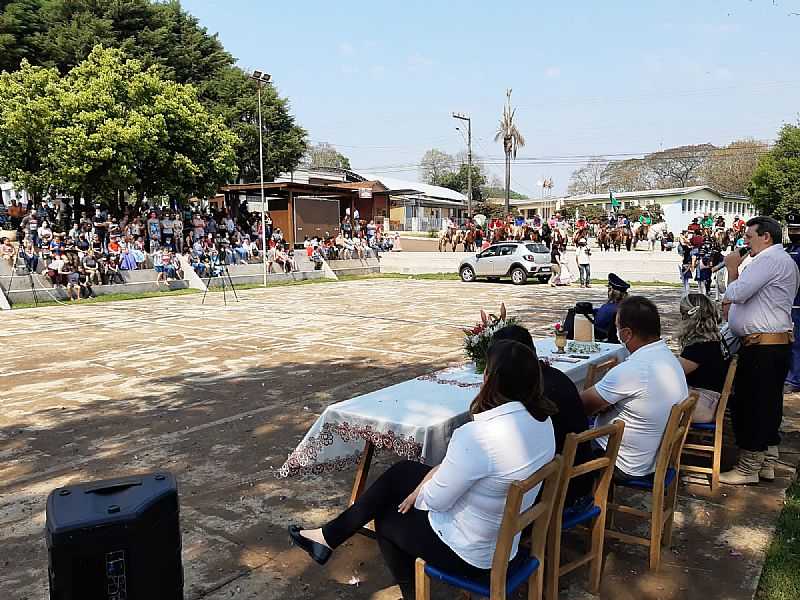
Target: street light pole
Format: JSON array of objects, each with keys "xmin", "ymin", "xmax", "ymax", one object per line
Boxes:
[
  {"xmin": 250, "ymin": 70, "xmax": 271, "ymax": 288},
  {"xmin": 452, "ymin": 112, "xmax": 472, "ymax": 218}
]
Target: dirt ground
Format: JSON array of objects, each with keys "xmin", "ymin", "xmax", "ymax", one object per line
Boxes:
[{"xmin": 1, "ymin": 279, "xmax": 797, "ymax": 600}]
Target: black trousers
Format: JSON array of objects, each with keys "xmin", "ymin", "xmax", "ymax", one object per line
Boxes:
[
  {"xmin": 322, "ymin": 460, "xmax": 490, "ymax": 599},
  {"xmin": 732, "ymin": 343, "xmax": 791, "ymax": 451}
]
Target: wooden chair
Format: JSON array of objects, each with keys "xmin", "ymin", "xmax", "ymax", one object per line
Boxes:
[
  {"xmin": 583, "ymin": 357, "xmax": 619, "ymax": 391},
  {"xmin": 605, "ymin": 393, "xmax": 698, "ymax": 570},
  {"xmin": 415, "ymin": 456, "xmax": 563, "ymax": 600},
  {"xmin": 545, "ymin": 422, "xmax": 625, "ymax": 600},
  {"xmin": 681, "ymin": 357, "xmax": 738, "ymax": 494}
]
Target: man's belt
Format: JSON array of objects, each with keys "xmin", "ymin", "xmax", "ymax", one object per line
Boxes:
[{"xmin": 741, "ymin": 332, "xmax": 794, "ymax": 346}]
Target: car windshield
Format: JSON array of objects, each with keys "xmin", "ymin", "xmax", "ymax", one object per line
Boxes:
[{"xmin": 525, "ymin": 243, "xmax": 549, "ymax": 253}]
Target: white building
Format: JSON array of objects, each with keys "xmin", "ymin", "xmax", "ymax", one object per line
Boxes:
[{"xmin": 517, "ymin": 186, "xmax": 755, "ymax": 233}]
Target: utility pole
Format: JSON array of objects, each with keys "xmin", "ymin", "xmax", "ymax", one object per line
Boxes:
[
  {"xmin": 452, "ymin": 112, "xmax": 472, "ymax": 218},
  {"xmin": 250, "ymin": 70, "xmax": 272, "ymax": 287}
]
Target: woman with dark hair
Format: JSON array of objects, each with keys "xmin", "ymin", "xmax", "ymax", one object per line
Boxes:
[
  {"xmin": 676, "ymin": 293, "xmax": 728, "ymax": 423},
  {"xmin": 288, "ymin": 340, "xmax": 557, "ymax": 599}
]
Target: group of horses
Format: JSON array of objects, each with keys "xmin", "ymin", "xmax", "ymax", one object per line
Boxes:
[
  {"xmin": 587, "ymin": 221, "xmax": 669, "ymax": 252},
  {"xmin": 438, "ymin": 224, "xmax": 568, "ymax": 252}
]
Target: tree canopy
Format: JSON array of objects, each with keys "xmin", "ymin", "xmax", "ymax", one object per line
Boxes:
[
  {"xmin": 419, "ymin": 148, "xmax": 455, "ymax": 185},
  {"xmin": 567, "ymin": 142, "xmax": 768, "ymax": 196},
  {"xmin": 304, "ymin": 142, "xmax": 351, "ymax": 170},
  {"xmin": 0, "ymin": 46, "xmax": 238, "ymax": 204},
  {"xmin": 749, "ymin": 124, "xmax": 800, "ymax": 220},
  {"xmin": 0, "ymin": 0, "xmax": 306, "ymax": 181}
]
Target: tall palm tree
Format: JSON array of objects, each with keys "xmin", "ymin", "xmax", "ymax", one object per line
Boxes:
[{"xmin": 494, "ymin": 89, "xmax": 526, "ymax": 213}]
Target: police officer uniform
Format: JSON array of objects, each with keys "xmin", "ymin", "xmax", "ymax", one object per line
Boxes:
[
  {"xmin": 785, "ymin": 213, "xmax": 800, "ymax": 391},
  {"xmin": 594, "ymin": 273, "xmax": 630, "ymax": 343}
]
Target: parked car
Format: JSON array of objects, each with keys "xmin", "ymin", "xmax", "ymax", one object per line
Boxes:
[{"xmin": 459, "ymin": 241, "xmax": 551, "ymax": 284}]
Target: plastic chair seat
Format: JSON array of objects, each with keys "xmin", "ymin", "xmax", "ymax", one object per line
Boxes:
[
  {"xmin": 424, "ymin": 555, "xmax": 540, "ymax": 598},
  {"xmin": 616, "ymin": 467, "xmax": 677, "ymax": 491},
  {"xmin": 691, "ymin": 422, "xmax": 716, "ymax": 432},
  {"xmin": 561, "ymin": 503, "xmax": 602, "ymax": 530}
]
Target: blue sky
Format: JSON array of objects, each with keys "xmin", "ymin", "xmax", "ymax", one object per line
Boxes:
[{"xmin": 182, "ymin": 0, "xmax": 800, "ymax": 196}]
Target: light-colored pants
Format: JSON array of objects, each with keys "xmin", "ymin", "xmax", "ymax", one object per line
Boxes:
[{"xmin": 548, "ymin": 263, "xmax": 561, "ymax": 285}]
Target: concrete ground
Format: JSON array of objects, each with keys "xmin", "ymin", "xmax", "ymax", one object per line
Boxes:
[{"xmin": 0, "ymin": 279, "xmax": 797, "ymax": 600}]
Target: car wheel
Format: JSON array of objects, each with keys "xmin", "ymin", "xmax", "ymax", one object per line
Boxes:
[
  {"xmin": 460, "ymin": 265, "xmax": 476, "ymax": 282},
  {"xmin": 537, "ymin": 276, "xmax": 549, "ymax": 284},
  {"xmin": 511, "ymin": 267, "xmax": 527, "ymax": 285}
]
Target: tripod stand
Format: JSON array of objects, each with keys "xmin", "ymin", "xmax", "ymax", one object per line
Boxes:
[
  {"xmin": 6, "ymin": 247, "xmax": 40, "ymax": 307},
  {"xmin": 201, "ymin": 250, "xmax": 240, "ymax": 306}
]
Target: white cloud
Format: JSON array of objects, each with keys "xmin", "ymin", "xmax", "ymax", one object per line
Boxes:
[{"xmin": 544, "ymin": 66, "xmax": 561, "ymax": 78}]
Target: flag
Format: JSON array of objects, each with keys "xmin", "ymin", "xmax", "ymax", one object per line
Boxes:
[{"xmin": 610, "ymin": 191, "xmax": 620, "ymax": 209}]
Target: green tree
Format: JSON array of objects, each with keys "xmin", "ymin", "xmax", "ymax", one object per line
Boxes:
[
  {"xmin": 749, "ymin": 124, "xmax": 800, "ymax": 219},
  {"xmin": 438, "ymin": 162, "xmax": 486, "ymax": 204},
  {"xmin": 304, "ymin": 142, "xmax": 351, "ymax": 170},
  {"xmin": 0, "ymin": 0, "xmax": 48, "ymax": 72},
  {"xmin": 0, "ymin": 0, "xmax": 307, "ymax": 182},
  {"xmin": 51, "ymin": 46, "xmax": 237, "ymax": 204},
  {"xmin": 419, "ymin": 148, "xmax": 455, "ymax": 185},
  {"xmin": 0, "ymin": 59, "xmax": 59, "ymax": 200}
]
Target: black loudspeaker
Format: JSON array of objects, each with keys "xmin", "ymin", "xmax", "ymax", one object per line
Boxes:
[{"xmin": 46, "ymin": 472, "xmax": 183, "ymax": 600}]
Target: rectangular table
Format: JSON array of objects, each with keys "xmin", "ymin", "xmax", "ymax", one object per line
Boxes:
[{"xmin": 279, "ymin": 340, "xmax": 628, "ymax": 505}]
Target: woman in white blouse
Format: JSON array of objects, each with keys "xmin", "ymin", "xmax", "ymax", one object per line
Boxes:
[{"xmin": 289, "ymin": 339, "xmax": 557, "ymax": 598}]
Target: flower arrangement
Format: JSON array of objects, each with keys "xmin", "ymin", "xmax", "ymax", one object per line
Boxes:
[
  {"xmin": 553, "ymin": 321, "xmax": 566, "ymax": 336},
  {"xmin": 463, "ymin": 303, "xmax": 519, "ymax": 373}
]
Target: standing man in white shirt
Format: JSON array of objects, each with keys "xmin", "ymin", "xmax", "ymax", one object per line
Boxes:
[
  {"xmin": 581, "ymin": 296, "xmax": 688, "ymax": 479},
  {"xmin": 575, "ymin": 238, "xmax": 592, "ymax": 288},
  {"xmin": 720, "ymin": 216, "xmax": 800, "ymax": 484}
]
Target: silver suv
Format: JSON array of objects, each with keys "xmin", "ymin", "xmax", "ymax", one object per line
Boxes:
[{"xmin": 459, "ymin": 241, "xmax": 552, "ymax": 285}]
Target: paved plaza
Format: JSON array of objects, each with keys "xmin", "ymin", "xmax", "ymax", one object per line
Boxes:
[{"xmin": 1, "ymin": 279, "xmax": 797, "ymax": 599}]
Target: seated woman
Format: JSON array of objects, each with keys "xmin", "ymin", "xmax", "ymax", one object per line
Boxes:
[
  {"xmin": 289, "ymin": 340, "xmax": 557, "ymax": 599},
  {"xmin": 676, "ymin": 293, "xmax": 728, "ymax": 423},
  {"xmin": 491, "ymin": 324, "xmax": 593, "ymax": 508},
  {"xmin": 593, "ymin": 273, "xmax": 629, "ymax": 342}
]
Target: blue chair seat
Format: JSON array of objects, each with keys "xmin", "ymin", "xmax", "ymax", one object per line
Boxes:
[
  {"xmin": 424, "ymin": 555, "xmax": 540, "ymax": 598},
  {"xmin": 562, "ymin": 503, "xmax": 602, "ymax": 530},
  {"xmin": 691, "ymin": 422, "xmax": 716, "ymax": 431},
  {"xmin": 616, "ymin": 467, "xmax": 677, "ymax": 491}
]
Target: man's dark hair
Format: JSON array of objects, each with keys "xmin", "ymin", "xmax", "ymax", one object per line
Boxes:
[
  {"xmin": 491, "ymin": 324, "xmax": 538, "ymax": 359},
  {"xmin": 617, "ymin": 295, "xmax": 661, "ymax": 339},
  {"xmin": 746, "ymin": 216, "xmax": 782, "ymax": 244}
]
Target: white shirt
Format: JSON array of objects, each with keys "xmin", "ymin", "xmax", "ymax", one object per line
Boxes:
[
  {"xmin": 576, "ymin": 246, "xmax": 591, "ymax": 265},
  {"xmin": 415, "ymin": 402, "xmax": 555, "ymax": 569},
  {"xmin": 725, "ymin": 243, "xmax": 800, "ymax": 336},
  {"xmin": 594, "ymin": 339, "xmax": 688, "ymax": 477}
]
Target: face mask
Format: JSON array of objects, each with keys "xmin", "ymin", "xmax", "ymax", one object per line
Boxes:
[{"xmin": 619, "ymin": 329, "xmax": 632, "ymax": 350}]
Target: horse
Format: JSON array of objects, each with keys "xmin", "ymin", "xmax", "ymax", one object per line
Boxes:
[
  {"xmin": 609, "ymin": 228, "xmax": 623, "ymax": 252},
  {"xmin": 438, "ymin": 228, "xmax": 460, "ymax": 252},
  {"xmin": 461, "ymin": 228, "xmax": 476, "ymax": 252},
  {"xmin": 597, "ymin": 226, "xmax": 610, "ymax": 251},
  {"xmin": 623, "ymin": 226, "xmax": 634, "ymax": 251},
  {"xmin": 646, "ymin": 221, "xmax": 668, "ymax": 251}
]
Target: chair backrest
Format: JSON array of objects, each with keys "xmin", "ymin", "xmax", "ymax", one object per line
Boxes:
[
  {"xmin": 553, "ymin": 421, "xmax": 625, "ymax": 518},
  {"xmin": 490, "ymin": 456, "xmax": 563, "ymax": 597},
  {"xmin": 583, "ymin": 357, "xmax": 619, "ymax": 391},
  {"xmin": 652, "ymin": 393, "xmax": 699, "ymax": 494},
  {"xmin": 714, "ymin": 356, "xmax": 738, "ymax": 428}
]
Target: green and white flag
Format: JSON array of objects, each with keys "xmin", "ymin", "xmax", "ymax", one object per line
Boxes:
[{"xmin": 610, "ymin": 191, "xmax": 620, "ymax": 210}]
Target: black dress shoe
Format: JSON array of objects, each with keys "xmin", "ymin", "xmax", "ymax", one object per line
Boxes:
[{"xmin": 288, "ymin": 525, "xmax": 332, "ymax": 565}]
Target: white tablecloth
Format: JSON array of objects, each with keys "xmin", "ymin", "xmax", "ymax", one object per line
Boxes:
[{"xmin": 277, "ymin": 340, "xmax": 628, "ymax": 478}]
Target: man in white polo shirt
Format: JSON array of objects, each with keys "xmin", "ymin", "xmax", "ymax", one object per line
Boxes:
[{"xmin": 580, "ymin": 296, "xmax": 689, "ymax": 479}]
